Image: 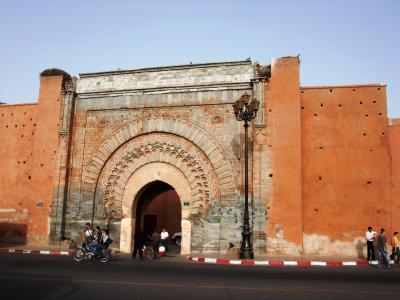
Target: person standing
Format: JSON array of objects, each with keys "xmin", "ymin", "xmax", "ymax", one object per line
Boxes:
[
  {"xmin": 132, "ymin": 228, "xmax": 144, "ymax": 259},
  {"xmin": 160, "ymin": 228, "xmax": 169, "ymax": 252},
  {"xmin": 365, "ymin": 226, "xmax": 376, "ymax": 260},
  {"xmin": 377, "ymin": 228, "xmax": 391, "ymax": 268}
]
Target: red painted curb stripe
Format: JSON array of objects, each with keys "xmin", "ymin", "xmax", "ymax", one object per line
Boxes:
[
  {"xmin": 216, "ymin": 258, "xmax": 230, "ymax": 264},
  {"xmin": 269, "ymin": 260, "xmax": 284, "ymax": 266},
  {"xmin": 326, "ymin": 261, "xmax": 342, "ymax": 266},
  {"xmin": 198, "ymin": 257, "xmax": 205, "ymax": 263},
  {"xmin": 297, "ymin": 260, "xmax": 311, "ymax": 266},
  {"xmin": 241, "ymin": 260, "xmax": 255, "ymax": 265},
  {"xmin": 356, "ymin": 260, "xmax": 369, "ymax": 265}
]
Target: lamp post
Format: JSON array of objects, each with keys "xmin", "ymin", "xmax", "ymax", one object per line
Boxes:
[{"xmin": 233, "ymin": 93, "xmax": 259, "ymax": 259}]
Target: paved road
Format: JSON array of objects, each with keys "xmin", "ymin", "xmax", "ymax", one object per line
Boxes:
[{"xmin": 0, "ymin": 253, "xmax": 399, "ymax": 300}]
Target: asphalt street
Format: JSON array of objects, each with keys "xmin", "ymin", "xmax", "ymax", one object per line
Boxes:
[{"xmin": 0, "ymin": 253, "xmax": 399, "ymax": 300}]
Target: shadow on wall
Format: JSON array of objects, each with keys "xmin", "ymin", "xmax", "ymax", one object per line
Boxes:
[
  {"xmin": 0, "ymin": 222, "xmax": 27, "ymax": 246},
  {"xmin": 355, "ymin": 239, "xmax": 366, "ymax": 259}
]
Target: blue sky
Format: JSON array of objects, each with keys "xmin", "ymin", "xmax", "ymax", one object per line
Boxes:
[{"xmin": 0, "ymin": 0, "xmax": 399, "ymax": 117}]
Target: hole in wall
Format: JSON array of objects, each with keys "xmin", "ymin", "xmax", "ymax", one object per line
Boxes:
[
  {"xmin": 21, "ymin": 134, "xmax": 23, "ymax": 138},
  {"xmin": 11, "ymin": 113, "xmax": 13, "ymax": 116},
  {"xmin": 363, "ymin": 133, "xmax": 367, "ymax": 136},
  {"xmin": 14, "ymin": 124, "xmax": 17, "ymax": 128},
  {"xmin": 320, "ymin": 103, "xmax": 324, "ymax": 107},
  {"xmin": 352, "ymin": 88, "xmax": 356, "ymax": 91},
  {"xmin": 314, "ymin": 113, "xmax": 318, "ymax": 117},
  {"xmin": 269, "ymin": 174, "xmax": 273, "ymax": 177},
  {"xmin": 301, "ymin": 90, "xmax": 304, "ymax": 94},
  {"xmin": 382, "ymin": 132, "xmax": 385, "ymax": 136},
  {"xmin": 24, "ymin": 112, "xmax": 26, "ymax": 115},
  {"xmin": 373, "ymin": 100, "xmax": 376, "ymax": 103},
  {"xmin": 314, "ymin": 208, "xmax": 319, "ymax": 212},
  {"xmin": 301, "ymin": 106, "xmax": 304, "ymax": 109},
  {"xmin": 28, "ymin": 175, "xmax": 31, "ymax": 180},
  {"xmin": 370, "ymin": 149, "xmax": 373, "ymax": 152},
  {"xmin": 5, "ymin": 125, "xmax": 8, "ymax": 128},
  {"xmin": 329, "ymin": 89, "xmax": 333, "ymax": 93},
  {"xmin": 360, "ymin": 101, "xmax": 363, "ymax": 105},
  {"xmin": 338, "ymin": 104, "xmax": 342, "ymax": 107},
  {"xmin": 378, "ymin": 88, "xmax": 381, "ymax": 90},
  {"xmin": 319, "ymin": 146, "xmax": 324, "ymax": 149},
  {"xmin": 367, "ymin": 181, "xmax": 372, "ymax": 184},
  {"xmin": 365, "ymin": 114, "xmax": 368, "ymax": 117},
  {"xmin": 379, "ymin": 113, "xmax": 382, "ymax": 116},
  {"xmin": 318, "ymin": 176, "xmax": 322, "ymax": 180},
  {"xmin": 40, "ymin": 163, "xmax": 44, "ymax": 167},
  {"xmin": 269, "ymin": 109, "xmax": 272, "ymax": 112}
]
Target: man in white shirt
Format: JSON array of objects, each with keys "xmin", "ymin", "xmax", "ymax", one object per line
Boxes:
[
  {"xmin": 160, "ymin": 228, "xmax": 169, "ymax": 252},
  {"xmin": 366, "ymin": 226, "xmax": 377, "ymax": 260}
]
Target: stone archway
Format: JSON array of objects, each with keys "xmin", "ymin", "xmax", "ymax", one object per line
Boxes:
[
  {"xmin": 82, "ymin": 117, "xmax": 236, "ymax": 209},
  {"xmin": 120, "ymin": 162, "xmax": 192, "ymax": 254},
  {"xmin": 81, "ymin": 117, "xmax": 238, "ymax": 254}
]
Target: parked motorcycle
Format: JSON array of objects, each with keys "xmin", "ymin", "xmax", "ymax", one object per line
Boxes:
[{"xmin": 71, "ymin": 239, "xmax": 112, "ymax": 263}]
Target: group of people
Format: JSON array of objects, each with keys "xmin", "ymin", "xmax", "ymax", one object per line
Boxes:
[
  {"xmin": 83, "ymin": 222, "xmax": 111, "ymax": 256},
  {"xmin": 132, "ymin": 227, "xmax": 169, "ymax": 258},
  {"xmin": 366, "ymin": 226, "xmax": 400, "ymax": 269}
]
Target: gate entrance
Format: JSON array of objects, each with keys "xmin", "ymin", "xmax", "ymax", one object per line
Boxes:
[{"xmin": 135, "ymin": 181, "xmax": 182, "ymax": 246}]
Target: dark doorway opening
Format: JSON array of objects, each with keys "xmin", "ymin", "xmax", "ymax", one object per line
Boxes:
[{"xmin": 135, "ymin": 181, "xmax": 181, "ymax": 239}]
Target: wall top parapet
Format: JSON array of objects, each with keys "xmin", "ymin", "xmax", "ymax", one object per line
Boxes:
[
  {"xmin": 301, "ymin": 83, "xmax": 386, "ymax": 90},
  {"xmin": 76, "ymin": 60, "xmax": 255, "ymax": 94}
]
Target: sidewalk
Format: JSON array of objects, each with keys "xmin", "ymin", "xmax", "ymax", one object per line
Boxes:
[{"xmin": 1, "ymin": 244, "xmax": 397, "ymax": 267}]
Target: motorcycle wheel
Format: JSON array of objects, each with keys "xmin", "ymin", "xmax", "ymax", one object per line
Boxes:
[
  {"xmin": 73, "ymin": 249, "xmax": 85, "ymax": 262},
  {"xmin": 100, "ymin": 251, "xmax": 110, "ymax": 263}
]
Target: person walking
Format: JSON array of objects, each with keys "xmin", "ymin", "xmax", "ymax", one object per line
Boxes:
[
  {"xmin": 365, "ymin": 226, "xmax": 377, "ymax": 260},
  {"xmin": 392, "ymin": 231, "xmax": 400, "ymax": 265},
  {"xmin": 377, "ymin": 228, "xmax": 391, "ymax": 268}
]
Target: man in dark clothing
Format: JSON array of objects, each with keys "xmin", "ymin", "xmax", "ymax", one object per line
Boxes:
[
  {"xmin": 132, "ymin": 228, "xmax": 144, "ymax": 259},
  {"xmin": 377, "ymin": 228, "xmax": 391, "ymax": 268}
]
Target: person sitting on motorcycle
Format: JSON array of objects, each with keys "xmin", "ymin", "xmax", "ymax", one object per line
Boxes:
[
  {"xmin": 87, "ymin": 226, "xmax": 101, "ymax": 254},
  {"xmin": 93, "ymin": 228, "xmax": 110, "ymax": 256},
  {"xmin": 83, "ymin": 222, "xmax": 94, "ymax": 244}
]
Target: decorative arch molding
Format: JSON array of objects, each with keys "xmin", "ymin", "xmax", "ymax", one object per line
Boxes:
[
  {"xmin": 94, "ymin": 133, "xmax": 220, "ymax": 219},
  {"xmin": 81, "ymin": 117, "xmax": 236, "ymax": 218}
]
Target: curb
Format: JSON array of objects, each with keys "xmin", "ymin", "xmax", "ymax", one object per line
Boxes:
[
  {"xmin": 187, "ymin": 256, "xmax": 397, "ymax": 267},
  {"xmin": 0, "ymin": 248, "xmax": 71, "ymax": 256}
]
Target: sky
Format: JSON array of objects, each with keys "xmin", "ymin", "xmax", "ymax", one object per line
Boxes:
[{"xmin": 0, "ymin": 0, "xmax": 399, "ymax": 117}]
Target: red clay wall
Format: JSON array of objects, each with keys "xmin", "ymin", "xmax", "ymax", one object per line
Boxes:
[
  {"xmin": 265, "ymin": 57, "xmax": 303, "ymax": 254},
  {"xmin": 0, "ymin": 103, "xmax": 37, "ymax": 244},
  {"xmin": 0, "ymin": 75, "xmax": 64, "ymax": 245},
  {"xmin": 388, "ymin": 119, "xmax": 400, "ymax": 236},
  {"xmin": 300, "ymin": 84, "xmax": 392, "ymax": 256}
]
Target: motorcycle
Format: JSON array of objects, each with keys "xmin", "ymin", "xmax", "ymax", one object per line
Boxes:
[{"xmin": 71, "ymin": 239, "xmax": 113, "ymax": 263}]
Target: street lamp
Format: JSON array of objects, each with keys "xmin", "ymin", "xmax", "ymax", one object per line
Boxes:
[{"xmin": 233, "ymin": 93, "xmax": 259, "ymax": 259}]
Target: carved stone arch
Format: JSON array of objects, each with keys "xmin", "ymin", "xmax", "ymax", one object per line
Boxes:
[
  {"xmin": 81, "ymin": 117, "xmax": 236, "ymax": 219},
  {"xmin": 95, "ymin": 133, "xmax": 220, "ymax": 220}
]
